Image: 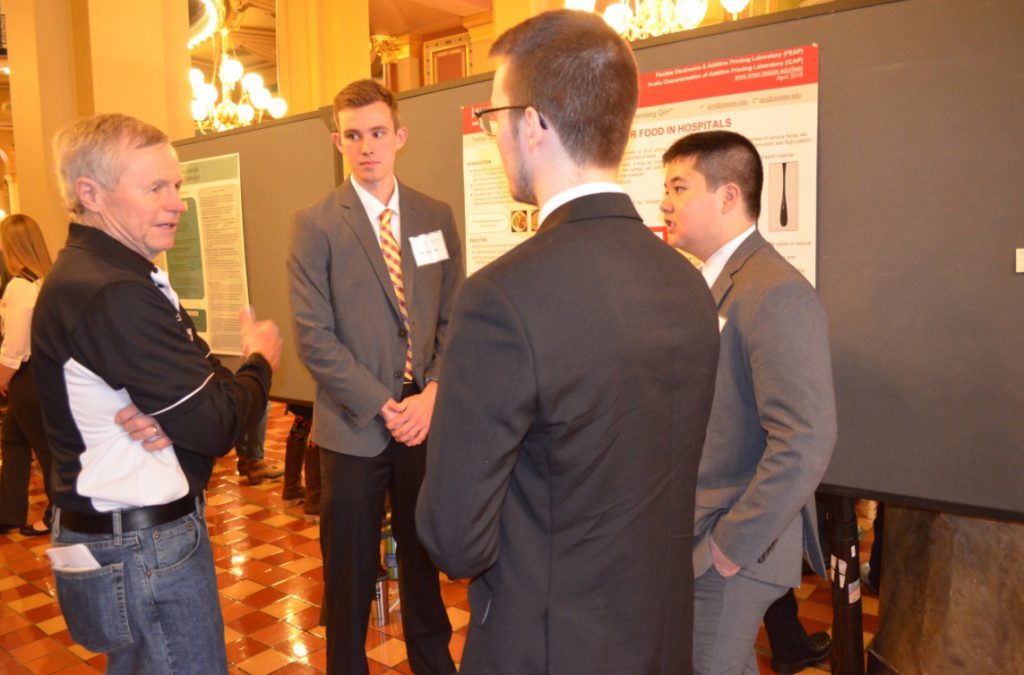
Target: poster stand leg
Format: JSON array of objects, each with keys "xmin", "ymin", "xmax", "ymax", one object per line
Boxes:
[{"xmin": 823, "ymin": 495, "xmax": 865, "ymax": 675}]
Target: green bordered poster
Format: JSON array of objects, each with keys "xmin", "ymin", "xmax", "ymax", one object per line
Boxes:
[{"xmin": 168, "ymin": 153, "xmax": 250, "ymax": 355}]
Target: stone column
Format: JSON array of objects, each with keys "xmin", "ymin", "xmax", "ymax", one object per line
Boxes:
[
  {"xmin": 85, "ymin": 1, "xmax": 192, "ymax": 139},
  {"xmin": 492, "ymin": 0, "xmax": 557, "ymax": 36},
  {"xmin": 392, "ymin": 34, "xmax": 423, "ymax": 93},
  {"xmin": 869, "ymin": 505, "xmax": 1024, "ymax": 673},
  {"xmin": 7, "ymin": 0, "xmax": 191, "ymax": 256},
  {"xmin": 277, "ymin": 0, "xmax": 370, "ymax": 115},
  {"xmin": 465, "ymin": 12, "xmax": 497, "ymax": 76}
]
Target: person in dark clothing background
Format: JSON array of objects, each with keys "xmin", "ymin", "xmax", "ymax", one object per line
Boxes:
[{"xmin": 0, "ymin": 213, "xmax": 54, "ymax": 536}]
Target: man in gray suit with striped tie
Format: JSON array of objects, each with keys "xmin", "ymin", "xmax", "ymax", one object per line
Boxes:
[
  {"xmin": 660, "ymin": 130, "xmax": 837, "ymax": 674},
  {"xmin": 288, "ymin": 79, "xmax": 463, "ymax": 675}
]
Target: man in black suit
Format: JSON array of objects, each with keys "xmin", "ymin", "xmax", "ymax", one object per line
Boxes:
[{"xmin": 416, "ymin": 10, "xmax": 720, "ymax": 674}]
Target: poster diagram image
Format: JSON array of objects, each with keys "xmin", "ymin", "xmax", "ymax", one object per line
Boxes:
[
  {"xmin": 511, "ymin": 210, "xmax": 528, "ymax": 233},
  {"xmin": 769, "ymin": 160, "xmax": 798, "ymax": 232}
]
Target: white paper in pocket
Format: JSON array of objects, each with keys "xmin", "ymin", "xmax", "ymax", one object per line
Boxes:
[{"xmin": 46, "ymin": 543, "xmax": 101, "ymax": 570}]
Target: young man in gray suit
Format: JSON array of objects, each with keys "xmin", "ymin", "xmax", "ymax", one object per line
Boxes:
[
  {"xmin": 416, "ymin": 10, "xmax": 720, "ymax": 675},
  {"xmin": 287, "ymin": 79, "xmax": 462, "ymax": 675},
  {"xmin": 660, "ymin": 130, "xmax": 837, "ymax": 674}
]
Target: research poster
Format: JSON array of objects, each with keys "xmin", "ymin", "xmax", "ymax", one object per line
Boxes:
[
  {"xmin": 461, "ymin": 44, "xmax": 820, "ymax": 283},
  {"xmin": 169, "ymin": 153, "xmax": 250, "ymax": 355}
]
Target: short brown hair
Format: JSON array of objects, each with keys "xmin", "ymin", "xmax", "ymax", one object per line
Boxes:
[
  {"xmin": 53, "ymin": 113, "xmax": 169, "ymax": 216},
  {"xmin": 490, "ymin": 10, "xmax": 638, "ymax": 169},
  {"xmin": 0, "ymin": 213, "xmax": 53, "ymax": 280},
  {"xmin": 662, "ymin": 131, "xmax": 764, "ymax": 221},
  {"xmin": 333, "ymin": 79, "xmax": 401, "ymax": 130}
]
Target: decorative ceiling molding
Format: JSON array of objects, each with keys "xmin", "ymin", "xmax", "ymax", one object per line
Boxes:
[
  {"xmin": 371, "ymin": 0, "xmax": 492, "ymax": 36},
  {"xmin": 231, "ymin": 27, "xmax": 277, "ymax": 63},
  {"xmin": 190, "ymin": 1, "xmax": 495, "ymax": 88},
  {"xmin": 236, "ymin": 0, "xmax": 277, "ymax": 17}
]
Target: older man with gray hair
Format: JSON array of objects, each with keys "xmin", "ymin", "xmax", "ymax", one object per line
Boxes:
[{"xmin": 32, "ymin": 113, "xmax": 281, "ymax": 675}]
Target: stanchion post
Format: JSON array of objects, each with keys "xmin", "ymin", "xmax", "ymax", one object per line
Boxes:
[{"xmin": 823, "ymin": 494, "xmax": 865, "ymax": 675}]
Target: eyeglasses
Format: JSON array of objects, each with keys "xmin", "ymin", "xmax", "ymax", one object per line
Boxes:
[{"xmin": 474, "ymin": 105, "xmax": 548, "ymax": 137}]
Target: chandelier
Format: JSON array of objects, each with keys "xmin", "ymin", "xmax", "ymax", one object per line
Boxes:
[
  {"xmin": 188, "ymin": 27, "xmax": 288, "ymax": 134},
  {"xmin": 566, "ymin": 0, "xmax": 751, "ymax": 41}
]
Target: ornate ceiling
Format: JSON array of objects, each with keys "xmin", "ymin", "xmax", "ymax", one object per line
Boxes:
[{"xmin": 188, "ymin": 0, "xmax": 492, "ymax": 83}]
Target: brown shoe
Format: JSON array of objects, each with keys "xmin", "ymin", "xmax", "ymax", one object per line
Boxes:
[
  {"xmin": 239, "ymin": 459, "xmax": 284, "ymax": 485},
  {"xmin": 282, "ymin": 485, "xmax": 306, "ymax": 506}
]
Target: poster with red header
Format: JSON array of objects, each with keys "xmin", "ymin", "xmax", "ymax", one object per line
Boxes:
[{"xmin": 461, "ymin": 44, "xmax": 820, "ymax": 283}]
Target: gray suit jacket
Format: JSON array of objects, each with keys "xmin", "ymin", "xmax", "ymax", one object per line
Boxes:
[
  {"xmin": 692, "ymin": 229, "xmax": 836, "ymax": 588},
  {"xmin": 287, "ymin": 179, "xmax": 463, "ymax": 457}
]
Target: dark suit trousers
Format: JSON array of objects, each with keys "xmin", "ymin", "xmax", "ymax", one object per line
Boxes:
[
  {"xmin": 319, "ymin": 407, "xmax": 453, "ymax": 674},
  {"xmin": 763, "ymin": 588, "xmax": 812, "ymax": 662},
  {"xmin": 0, "ymin": 362, "xmax": 52, "ymax": 527}
]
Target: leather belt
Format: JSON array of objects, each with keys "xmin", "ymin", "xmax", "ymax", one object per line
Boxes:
[{"xmin": 59, "ymin": 495, "xmax": 197, "ymax": 535}]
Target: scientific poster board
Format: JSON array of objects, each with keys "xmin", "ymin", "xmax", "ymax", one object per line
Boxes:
[
  {"xmin": 174, "ymin": 0, "xmax": 1023, "ymax": 518},
  {"xmin": 460, "ymin": 45, "xmax": 820, "ymax": 280},
  {"xmin": 170, "ymin": 154, "xmax": 250, "ymax": 354},
  {"xmin": 396, "ymin": 0, "xmax": 1024, "ymax": 518},
  {"xmin": 173, "ymin": 112, "xmax": 338, "ymax": 404}
]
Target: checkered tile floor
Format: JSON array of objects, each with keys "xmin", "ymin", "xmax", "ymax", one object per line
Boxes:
[{"xmin": 0, "ymin": 402, "xmax": 875, "ymax": 673}]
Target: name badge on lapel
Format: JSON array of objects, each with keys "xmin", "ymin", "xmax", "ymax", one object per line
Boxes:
[{"xmin": 410, "ymin": 230, "xmax": 450, "ymax": 267}]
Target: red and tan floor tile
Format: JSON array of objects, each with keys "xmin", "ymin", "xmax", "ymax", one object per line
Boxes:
[{"xmin": 0, "ymin": 403, "xmax": 877, "ymax": 673}]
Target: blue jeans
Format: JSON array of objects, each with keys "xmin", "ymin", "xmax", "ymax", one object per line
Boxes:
[{"xmin": 51, "ymin": 500, "xmax": 228, "ymax": 675}]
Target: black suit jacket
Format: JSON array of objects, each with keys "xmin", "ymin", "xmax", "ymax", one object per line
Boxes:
[{"xmin": 416, "ymin": 192, "xmax": 720, "ymax": 674}]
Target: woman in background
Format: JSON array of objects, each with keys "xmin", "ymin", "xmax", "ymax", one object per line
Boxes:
[{"xmin": 0, "ymin": 214, "xmax": 54, "ymax": 536}]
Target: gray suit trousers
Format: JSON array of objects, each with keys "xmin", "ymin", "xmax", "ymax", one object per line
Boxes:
[{"xmin": 693, "ymin": 568, "xmax": 788, "ymax": 674}]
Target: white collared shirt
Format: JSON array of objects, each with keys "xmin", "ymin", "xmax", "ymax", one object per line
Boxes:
[
  {"xmin": 0, "ymin": 276, "xmax": 41, "ymax": 368},
  {"xmin": 701, "ymin": 225, "xmax": 756, "ymax": 288},
  {"xmin": 538, "ymin": 182, "xmax": 625, "ymax": 226},
  {"xmin": 352, "ymin": 176, "xmax": 401, "ymax": 243}
]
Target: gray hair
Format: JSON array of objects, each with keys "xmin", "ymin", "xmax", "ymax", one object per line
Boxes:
[{"xmin": 53, "ymin": 113, "xmax": 169, "ymax": 215}]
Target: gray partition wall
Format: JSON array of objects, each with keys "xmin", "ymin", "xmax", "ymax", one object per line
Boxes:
[
  {"xmin": 638, "ymin": 0, "xmax": 1024, "ymax": 519},
  {"xmin": 175, "ymin": 111, "xmax": 338, "ymax": 407},
  {"xmin": 176, "ymin": 0, "xmax": 1023, "ymax": 518}
]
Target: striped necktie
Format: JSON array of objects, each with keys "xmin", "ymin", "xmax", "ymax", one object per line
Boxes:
[{"xmin": 379, "ymin": 208, "xmax": 414, "ymax": 381}]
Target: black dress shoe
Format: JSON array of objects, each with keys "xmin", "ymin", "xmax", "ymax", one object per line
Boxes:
[
  {"xmin": 771, "ymin": 631, "xmax": 831, "ymax": 673},
  {"xmin": 18, "ymin": 522, "xmax": 52, "ymax": 537},
  {"xmin": 282, "ymin": 485, "xmax": 306, "ymax": 503}
]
